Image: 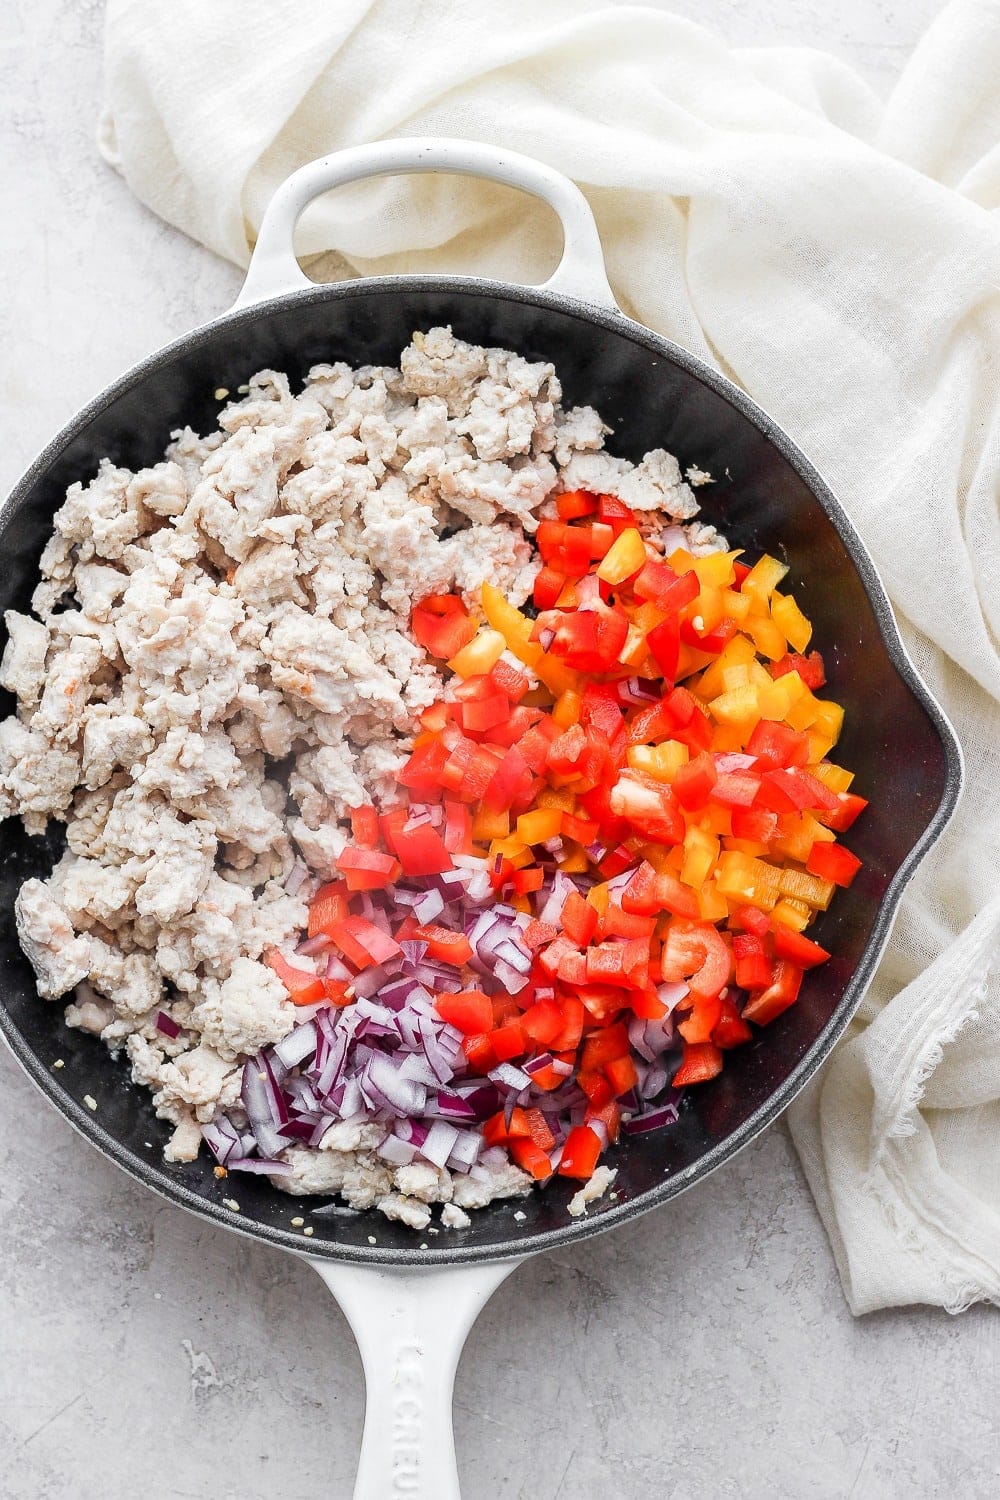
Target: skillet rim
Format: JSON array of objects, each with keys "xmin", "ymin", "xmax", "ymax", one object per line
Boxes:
[{"xmin": 0, "ymin": 275, "xmax": 964, "ymax": 1266}]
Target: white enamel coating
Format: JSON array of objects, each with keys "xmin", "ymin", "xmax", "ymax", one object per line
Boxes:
[
  {"xmin": 235, "ymin": 136, "xmax": 618, "ymax": 311},
  {"xmin": 311, "ymin": 1256, "xmax": 522, "ymax": 1500}
]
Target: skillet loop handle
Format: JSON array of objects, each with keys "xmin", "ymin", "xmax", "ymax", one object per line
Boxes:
[
  {"xmin": 235, "ymin": 137, "xmax": 618, "ymax": 312},
  {"xmin": 310, "ymin": 1256, "xmax": 520, "ymax": 1500}
]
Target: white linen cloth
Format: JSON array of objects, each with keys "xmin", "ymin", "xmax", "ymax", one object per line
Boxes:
[{"xmin": 99, "ymin": 0, "xmax": 1000, "ymax": 1314}]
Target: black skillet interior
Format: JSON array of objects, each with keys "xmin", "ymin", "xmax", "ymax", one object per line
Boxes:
[{"xmin": 0, "ymin": 282, "xmax": 960, "ymax": 1263}]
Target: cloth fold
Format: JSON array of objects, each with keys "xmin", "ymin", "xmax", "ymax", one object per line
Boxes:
[{"xmin": 99, "ymin": 0, "xmax": 1000, "ymax": 1313}]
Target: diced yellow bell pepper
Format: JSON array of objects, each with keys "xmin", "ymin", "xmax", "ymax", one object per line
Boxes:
[
  {"xmin": 553, "ymin": 688, "xmax": 583, "ymax": 728},
  {"xmin": 742, "ymin": 553, "xmax": 789, "ymax": 606},
  {"xmin": 619, "ymin": 624, "xmax": 650, "ymax": 669},
  {"xmin": 681, "ymin": 824, "xmax": 719, "ymax": 888},
  {"xmin": 811, "ymin": 699, "xmax": 845, "ymax": 743},
  {"xmin": 697, "ymin": 883, "xmax": 730, "ymax": 922},
  {"xmin": 690, "ymin": 549, "xmax": 740, "ymax": 589},
  {"xmin": 472, "ymin": 806, "xmax": 509, "ymax": 842},
  {"xmin": 510, "ymin": 895, "xmax": 533, "ymax": 915},
  {"xmin": 721, "ymin": 586, "xmax": 752, "ymax": 622},
  {"xmin": 698, "ymin": 633, "xmax": 757, "ymax": 700},
  {"xmin": 587, "ymin": 882, "xmax": 612, "ymax": 916},
  {"xmin": 597, "ymin": 527, "xmax": 647, "ymax": 585},
  {"xmin": 710, "ymin": 723, "xmax": 753, "ymax": 753},
  {"xmin": 785, "ymin": 691, "xmax": 822, "ymax": 731},
  {"xmin": 691, "ymin": 584, "xmax": 726, "ymax": 634},
  {"xmin": 721, "ymin": 663, "xmax": 753, "ymax": 692},
  {"xmin": 676, "ymin": 643, "xmax": 715, "ymax": 679},
  {"xmin": 490, "ymin": 835, "xmax": 531, "ymax": 864},
  {"xmin": 537, "ymin": 786, "xmax": 577, "ymax": 812},
  {"xmin": 632, "ymin": 601, "xmax": 667, "ymax": 634},
  {"xmin": 709, "ymin": 684, "xmax": 763, "ymax": 727},
  {"xmin": 627, "ymin": 741, "xmax": 690, "ymax": 781},
  {"xmin": 699, "ymin": 804, "xmax": 733, "ymax": 837},
  {"xmin": 725, "ymin": 838, "xmax": 769, "ymax": 858},
  {"xmin": 805, "ymin": 730, "xmax": 837, "ymax": 763},
  {"xmin": 448, "ymin": 627, "xmax": 507, "ymax": 679},
  {"xmin": 811, "ymin": 761, "xmax": 855, "ymax": 793},
  {"xmin": 714, "ymin": 852, "xmax": 780, "ymax": 909},
  {"xmin": 772, "ymin": 812, "xmax": 835, "ymax": 864},
  {"xmin": 667, "ymin": 547, "xmax": 698, "ymax": 575},
  {"xmin": 770, "ymin": 592, "xmax": 813, "ymax": 654},
  {"xmin": 760, "ymin": 669, "xmax": 809, "ymax": 720},
  {"xmin": 516, "ymin": 807, "xmax": 564, "ymax": 845},
  {"xmin": 770, "ymin": 897, "xmax": 812, "ymax": 932},
  {"xmin": 558, "ymin": 845, "xmax": 590, "ymax": 874},
  {"xmin": 743, "ymin": 615, "xmax": 787, "ymax": 661},
  {"xmin": 776, "ymin": 867, "xmax": 835, "ymax": 908},
  {"xmin": 481, "ymin": 581, "xmax": 577, "ymax": 696}
]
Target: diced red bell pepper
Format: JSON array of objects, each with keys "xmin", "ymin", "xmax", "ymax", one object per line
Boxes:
[
  {"xmin": 742, "ymin": 960, "xmax": 803, "ymax": 1024},
  {"xmin": 329, "ymin": 917, "xmax": 402, "ymax": 970},
  {"xmin": 443, "ymin": 801, "xmax": 474, "ymax": 856},
  {"xmin": 463, "ymin": 1033, "xmax": 499, "ymax": 1073},
  {"xmin": 557, "ymin": 490, "xmax": 599, "ymax": 520},
  {"xmin": 523, "ymin": 919, "xmax": 559, "ymax": 951},
  {"xmin": 383, "ymin": 816, "xmax": 453, "ymax": 875},
  {"xmin": 733, "ymin": 933, "xmax": 773, "ymax": 991},
  {"xmin": 488, "ymin": 658, "xmax": 531, "ymax": 702},
  {"xmin": 677, "ymin": 992, "xmax": 724, "ymax": 1044},
  {"xmin": 534, "ymin": 565, "xmax": 566, "ymax": 610},
  {"xmin": 585, "ymin": 1099, "xmax": 622, "ymax": 1142},
  {"xmin": 413, "ymin": 924, "xmax": 474, "ymax": 966},
  {"xmin": 711, "ymin": 771, "xmax": 762, "ymax": 809},
  {"xmin": 771, "ymin": 650, "xmax": 826, "ymax": 689},
  {"xmin": 609, "ymin": 770, "xmax": 685, "ymax": 844},
  {"xmin": 662, "ymin": 921, "xmax": 731, "ymax": 999},
  {"xmin": 491, "ymin": 1022, "xmax": 528, "ymax": 1062},
  {"xmin": 680, "ymin": 613, "xmax": 738, "ymax": 652},
  {"xmin": 815, "ymin": 791, "xmax": 868, "ymax": 832},
  {"xmin": 580, "ymin": 1021, "xmax": 631, "ymax": 1071},
  {"xmin": 730, "ymin": 904, "xmax": 771, "ymax": 937},
  {"xmin": 349, "ymin": 805, "xmax": 380, "ymax": 848},
  {"xmin": 263, "ymin": 949, "xmax": 327, "ymax": 1006},
  {"xmin": 399, "ymin": 736, "xmax": 450, "ymax": 795},
  {"xmin": 633, "ymin": 562, "xmax": 700, "ymax": 614},
  {"xmin": 731, "ymin": 807, "xmax": 779, "ymax": 843},
  {"xmin": 601, "ymin": 902, "xmax": 656, "ymax": 940},
  {"xmin": 335, "ymin": 845, "xmax": 402, "ymax": 891},
  {"xmin": 322, "ymin": 978, "xmax": 353, "ymax": 1007},
  {"xmin": 411, "ymin": 594, "xmax": 477, "ymax": 658},
  {"xmin": 435, "ymin": 990, "xmax": 493, "ymax": 1034},
  {"xmin": 603, "ymin": 1053, "xmax": 639, "ymax": 1096},
  {"xmin": 806, "ymin": 841, "xmax": 862, "ymax": 887},
  {"xmin": 548, "ymin": 995, "xmax": 585, "ymax": 1052},
  {"xmin": 579, "ymin": 1069, "xmax": 615, "ymax": 1107},
  {"xmin": 646, "ymin": 616, "xmax": 681, "ymax": 683},
  {"xmin": 671, "ymin": 1040, "xmax": 724, "ymax": 1087},
  {"xmin": 626, "ymin": 699, "xmax": 678, "ymax": 746},
  {"xmin": 484, "ymin": 745, "xmax": 534, "ymax": 814},
  {"xmin": 509, "ymin": 1138, "xmax": 553, "ymax": 1180},
  {"xmin": 561, "ymin": 889, "xmax": 598, "ymax": 946},
  {"xmin": 628, "ymin": 986, "xmax": 669, "ymax": 1020},
  {"xmin": 746, "ymin": 720, "xmax": 811, "ymax": 769},
  {"xmin": 712, "ymin": 993, "xmax": 753, "ymax": 1049},
  {"xmin": 772, "ymin": 926, "xmax": 831, "ymax": 968},
  {"xmin": 577, "ymin": 984, "xmax": 625, "ymax": 1023},
  {"xmin": 558, "ymin": 1124, "xmax": 604, "ymax": 1179},
  {"xmin": 521, "ymin": 999, "xmax": 565, "ymax": 1046},
  {"xmin": 598, "ymin": 493, "xmax": 638, "ymax": 532},
  {"xmin": 307, "ymin": 880, "xmax": 350, "ymax": 938},
  {"xmin": 673, "ymin": 751, "xmax": 718, "ymax": 810}
]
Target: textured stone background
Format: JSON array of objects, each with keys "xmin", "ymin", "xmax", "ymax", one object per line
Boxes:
[{"xmin": 3, "ymin": 2, "xmax": 997, "ymax": 1497}]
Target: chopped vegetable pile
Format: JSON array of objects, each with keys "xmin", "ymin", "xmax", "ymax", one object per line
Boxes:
[{"xmin": 211, "ymin": 489, "xmax": 867, "ymax": 1198}]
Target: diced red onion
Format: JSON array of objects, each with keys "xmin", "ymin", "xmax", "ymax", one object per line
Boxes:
[
  {"xmin": 446, "ymin": 1129, "xmax": 483, "ymax": 1171},
  {"xmin": 284, "ymin": 860, "xmax": 308, "ymax": 894},
  {"xmin": 273, "ymin": 1021, "xmax": 317, "ymax": 1071},
  {"xmin": 378, "ymin": 1134, "xmax": 418, "ymax": 1166},
  {"xmin": 420, "ymin": 1121, "xmax": 459, "ymax": 1169},
  {"xmin": 622, "ymin": 1101, "xmax": 680, "ymax": 1134},
  {"xmin": 155, "ymin": 1010, "xmax": 180, "ymax": 1039},
  {"xmin": 491, "ymin": 1062, "xmax": 532, "ymax": 1092},
  {"xmin": 297, "ymin": 933, "xmax": 333, "ymax": 958},
  {"xmin": 325, "ymin": 953, "xmax": 353, "ymax": 982},
  {"xmin": 226, "ymin": 1157, "xmax": 294, "ymax": 1175}
]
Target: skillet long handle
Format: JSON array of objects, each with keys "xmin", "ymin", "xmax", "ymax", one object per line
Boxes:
[
  {"xmin": 310, "ymin": 1256, "xmax": 521, "ymax": 1500},
  {"xmin": 234, "ymin": 136, "xmax": 619, "ymax": 312}
]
